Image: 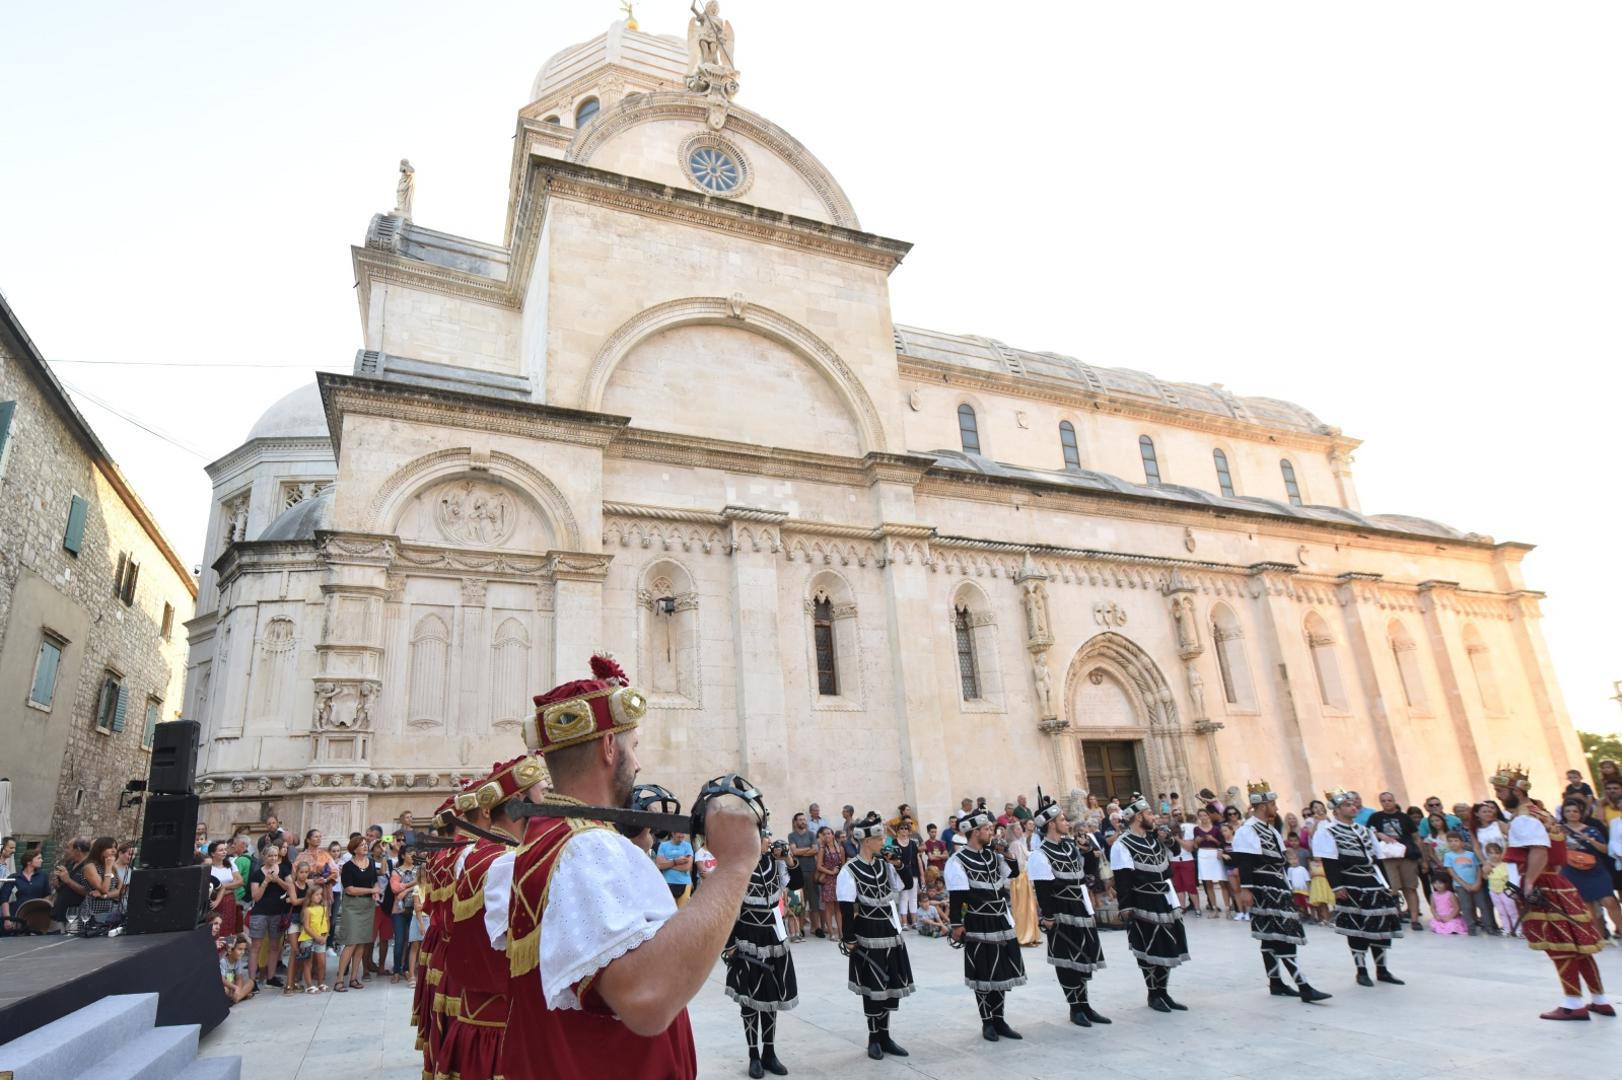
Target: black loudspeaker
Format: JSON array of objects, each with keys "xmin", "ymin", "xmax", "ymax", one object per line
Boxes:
[
  {"xmin": 147, "ymin": 719, "xmax": 200, "ymax": 795},
  {"xmin": 124, "ymin": 864, "xmax": 211, "ymax": 935},
  {"xmin": 140, "ymin": 793, "xmax": 199, "ymax": 869}
]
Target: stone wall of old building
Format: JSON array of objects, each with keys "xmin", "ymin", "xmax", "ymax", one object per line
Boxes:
[{"xmin": 0, "ymin": 312, "xmax": 195, "ymax": 853}]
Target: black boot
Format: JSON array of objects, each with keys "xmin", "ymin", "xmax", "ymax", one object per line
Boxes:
[
  {"xmin": 1355, "ymin": 968, "xmax": 1374, "ymax": 987},
  {"xmin": 877, "ymin": 1035, "xmax": 908, "ymax": 1057},
  {"xmin": 1069, "ymin": 1006, "xmax": 1092, "ymax": 1027},
  {"xmin": 759, "ymin": 1048, "xmax": 788, "ymax": 1076},
  {"xmin": 1081, "ymin": 1004, "xmax": 1112, "ymax": 1024},
  {"xmin": 1148, "ymin": 992, "xmax": 1172, "ymax": 1013},
  {"xmin": 1270, "ymin": 978, "xmax": 1297, "ymax": 997},
  {"xmin": 991, "ymin": 1019, "xmax": 1022, "ymax": 1040},
  {"xmin": 1160, "ymin": 992, "xmax": 1188, "ymax": 1011},
  {"xmin": 1297, "ymin": 983, "xmax": 1332, "ymax": 1004},
  {"xmin": 748, "ymin": 1054, "xmax": 765, "ymax": 1079},
  {"xmin": 1377, "ymin": 968, "xmax": 1405, "ymax": 986},
  {"xmin": 866, "ymin": 1038, "xmax": 883, "ymax": 1061},
  {"xmin": 982, "ymin": 1021, "xmax": 1000, "ymax": 1041}
]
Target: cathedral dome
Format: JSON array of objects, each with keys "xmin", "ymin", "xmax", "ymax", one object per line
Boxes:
[
  {"xmin": 528, "ymin": 18, "xmax": 688, "ymax": 106},
  {"xmin": 257, "ymin": 488, "xmax": 333, "ymax": 542},
  {"xmin": 245, "ymin": 383, "xmax": 327, "ymax": 442}
]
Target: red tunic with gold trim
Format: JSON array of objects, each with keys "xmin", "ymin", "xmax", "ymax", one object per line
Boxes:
[
  {"xmin": 1506, "ymin": 814, "xmax": 1603, "ymax": 956},
  {"xmin": 420, "ymin": 843, "xmax": 468, "ymax": 1079},
  {"xmin": 438, "ymin": 835, "xmax": 515, "ymax": 1080},
  {"xmin": 499, "ymin": 814, "xmax": 696, "ymax": 1080}
]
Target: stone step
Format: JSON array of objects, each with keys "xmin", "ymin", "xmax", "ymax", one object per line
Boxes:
[
  {"xmin": 176, "ymin": 1054, "xmax": 244, "ymax": 1080},
  {"xmin": 115, "ymin": 1023, "xmax": 202, "ymax": 1080},
  {"xmin": 0, "ymin": 992, "xmax": 160, "ymax": 1080}
]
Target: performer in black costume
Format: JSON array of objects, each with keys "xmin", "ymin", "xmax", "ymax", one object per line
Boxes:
[
  {"xmin": 1232, "ymin": 780, "xmax": 1331, "ymax": 1004},
  {"xmin": 835, "ymin": 813, "xmax": 914, "ymax": 1062},
  {"xmin": 1108, "ymin": 794, "xmax": 1190, "ymax": 1012},
  {"xmin": 1312, "ymin": 788, "xmax": 1405, "ymax": 987},
  {"xmin": 1027, "ymin": 794, "xmax": 1109, "ymax": 1028},
  {"xmin": 946, "ymin": 808, "xmax": 1027, "ymax": 1042},
  {"xmin": 724, "ymin": 834, "xmax": 798, "ymax": 1078}
]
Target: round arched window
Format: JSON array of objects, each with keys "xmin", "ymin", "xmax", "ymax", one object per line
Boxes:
[
  {"xmin": 574, "ymin": 98, "xmax": 600, "ymax": 127},
  {"xmin": 688, "ymin": 145, "xmax": 740, "ymax": 193}
]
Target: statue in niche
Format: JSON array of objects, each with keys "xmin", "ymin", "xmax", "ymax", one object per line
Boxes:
[
  {"xmin": 395, "ymin": 159, "xmax": 415, "ymax": 219},
  {"xmin": 1171, "ymin": 597, "xmax": 1200, "ymax": 654},
  {"xmin": 1031, "ymin": 654, "xmax": 1056, "ymax": 719},
  {"xmin": 313, "ymin": 681, "xmax": 340, "ymax": 730},
  {"xmin": 1186, "ymin": 663, "xmax": 1207, "ymax": 719},
  {"xmin": 436, "ymin": 480, "xmax": 516, "ymax": 547},
  {"xmin": 1022, "ymin": 580, "xmax": 1050, "ymax": 643}
]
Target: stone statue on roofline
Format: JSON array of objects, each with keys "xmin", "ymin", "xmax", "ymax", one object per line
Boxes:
[
  {"xmin": 395, "ymin": 158, "xmax": 415, "ymax": 220},
  {"xmin": 686, "ymin": 1, "xmax": 739, "ymax": 130}
]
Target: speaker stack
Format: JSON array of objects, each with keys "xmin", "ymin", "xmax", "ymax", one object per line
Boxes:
[{"xmin": 126, "ymin": 720, "xmax": 211, "ymax": 935}]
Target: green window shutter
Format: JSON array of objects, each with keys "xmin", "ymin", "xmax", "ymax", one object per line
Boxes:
[
  {"xmin": 110, "ymin": 684, "xmax": 129, "ymax": 732},
  {"xmin": 0, "ymin": 400, "xmax": 16, "ymax": 462},
  {"xmin": 63, "ymin": 495, "xmax": 89, "ymax": 555}
]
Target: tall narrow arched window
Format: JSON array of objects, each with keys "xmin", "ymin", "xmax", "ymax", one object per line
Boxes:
[
  {"xmin": 1213, "ymin": 449, "xmax": 1235, "ymax": 497},
  {"xmin": 812, "ymin": 595, "xmax": 839, "ymax": 696},
  {"xmin": 1210, "ymin": 603, "xmax": 1254, "ymax": 708},
  {"xmin": 1139, "ymin": 435, "xmax": 1161, "ymax": 485},
  {"xmin": 958, "ymin": 404, "xmax": 981, "ymax": 454},
  {"xmin": 574, "ymin": 97, "xmax": 600, "ymax": 127},
  {"xmin": 1463, "ymin": 625, "xmax": 1505, "ymax": 715},
  {"xmin": 1059, "ymin": 421, "xmax": 1081, "ymax": 470},
  {"xmin": 954, "ymin": 605, "xmax": 981, "ymax": 700},
  {"xmin": 1280, "ymin": 459, "xmax": 1303, "ymax": 505},
  {"xmin": 1304, "ymin": 612, "xmax": 1346, "ymax": 709},
  {"xmin": 1388, "ymin": 621, "xmax": 1426, "ymax": 708}
]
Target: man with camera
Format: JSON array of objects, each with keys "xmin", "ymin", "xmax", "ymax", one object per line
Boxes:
[
  {"xmin": 946, "ymin": 807, "xmax": 1026, "ymax": 1042},
  {"xmin": 493, "ymin": 656, "xmax": 760, "ymax": 1080}
]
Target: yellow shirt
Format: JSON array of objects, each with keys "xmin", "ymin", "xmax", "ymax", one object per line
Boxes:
[
  {"xmin": 299, "ymin": 904, "xmax": 329, "ymax": 941},
  {"xmin": 1602, "ymin": 801, "xmax": 1622, "ymax": 827},
  {"xmin": 1486, "ymin": 862, "xmax": 1511, "ymax": 894}
]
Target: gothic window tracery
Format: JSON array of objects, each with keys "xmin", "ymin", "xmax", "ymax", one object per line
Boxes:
[{"xmin": 812, "ymin": 592, "xmax": 838, "ymax": 696}]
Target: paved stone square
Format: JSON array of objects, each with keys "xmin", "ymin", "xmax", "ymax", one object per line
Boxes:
[{"xmin": 200, "ymin": 917, "xmax": 1620, "ymax": 1080}]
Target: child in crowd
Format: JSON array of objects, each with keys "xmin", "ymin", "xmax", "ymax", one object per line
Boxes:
[
  {"xmin": 297, "ymin": 883, "xmax": 330, "ymax": 992},
  {"xmin": 221, "ymin": 938, "xmax": 254, "ymax": 1004},
  {"xmin": 1428, "ymin": 870, "xmax": 1468, "ymax": 935},
  {"xmin": 916, "ymin": 869, "xmax": 948, "ymax": 937},
  {"xmin": 1286, "ymin": 848, "xmax": 1312, "ymax": 918},
  {"xmin": 1307, "ymin": 856, "xmax": 1334, "ymax": 925},
  {"xmin": 1483, "ymin": 842, "xmax": 1520, "ymax": 937},
  {"xmin": 784, "ymin": 886, "xmax": 805, "ymax": 941},
  {"xmin": 1441, "ymin": 830, "xmax": 1484, "ymax": 935}
]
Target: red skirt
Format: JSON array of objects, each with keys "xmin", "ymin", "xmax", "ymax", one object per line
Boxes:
[
  {"xmin": 436, "ymin": 991, "xmax": 507, "ymax": 1080},
  {"xmin": 216, "ymin": 891, "xmax": 242, "ymax": 935},
  {"xmin": 375, "ymin": 906, "xmax": 395, "ymax": 941},
  {"xmin": 1171, "ymin": 859, "xmax": 1197, "ymax": 894},
  {"xmin": 1521, "ymin": 873, "xmax": 1604, "ymax": 957}
]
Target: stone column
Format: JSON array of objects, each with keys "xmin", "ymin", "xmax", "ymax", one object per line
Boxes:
[
  {"xmin": 1334, "ymin": 573, "xmax": 1408, "ymax": 794},
  {"xmin": 1245, "ymin": 563, "xmax": 1315, "ymax": 799},
  {"xmin": 878, "ymin": 526, "xmax": 953, "ymax": 814},
  {"xmin": 546, "ymin": 552, "xmax": 613, "ymax": 683},
  {"xmin": 723, "ymin": 508, "xmax": 790, "ymax": 802},
  {"xmin": 1164, "ymin": 570, "xmax": 1223, "ymax": 794}
]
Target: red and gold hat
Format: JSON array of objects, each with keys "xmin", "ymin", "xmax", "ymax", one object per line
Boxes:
[
  {"xmin": 432, "ymin": 776, "xmax": 478, "ymax": 827},
  {"xmin": 525, "ymin": 654, "xmax": 648, "ymax": 756},
  {"xmin": 454, "ymin": 754, "xmax": 548, "ymax": 813}
]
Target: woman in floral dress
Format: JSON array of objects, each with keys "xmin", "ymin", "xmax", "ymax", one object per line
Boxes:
[{"xmin": 815, "ymin": 827, "xmax": 847, "ymax": 938}]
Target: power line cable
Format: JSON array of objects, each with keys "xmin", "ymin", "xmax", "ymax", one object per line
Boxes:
[
  {"xmin": 48, "ymin": 358, "xmax": 347, "ymax": 370},
  {"xmin": 56, "ymin": 379, "xmax": 212, "ymax": 460}
]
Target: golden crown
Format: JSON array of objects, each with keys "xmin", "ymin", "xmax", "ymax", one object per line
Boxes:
[
  {"xmin": 1324, "ymin": 787, "xmax": 1356, "ymax": 808},
  {"xmin": 1488, "ymin": 763, "xmax": 1530, "ymax": 791}
]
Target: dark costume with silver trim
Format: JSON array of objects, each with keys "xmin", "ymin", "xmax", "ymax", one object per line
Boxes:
[
  {"xmin": 1108, "ymin": 829, "xmax": 1189, "ymax": 1009},
  {"xmin": 1312, "ymin": 817, "xmax": 1403, "ymax": 984},
  {"xmin": 1233, "ymin": 814, "xmax": 1327, "ymax": 1003},
  {"xmin": 836, "ymin": 849, "xmax": 914, "ymax": 1059},
  {"xmin": 946, "ymin": 832, "xmax": 1028, "ymax": 1036},
  {"xmin": 1029, "ymin": 834, "xmax": 1107, "ymax": 1023},
  {"xmin": 724, "ymin": 852, "xmax": 798, "ymax": 1074}
]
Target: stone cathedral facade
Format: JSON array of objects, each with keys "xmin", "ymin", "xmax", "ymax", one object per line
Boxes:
[{"xmin": 184, "ymin": 16, "xmax": 1582, "ymax": 839}]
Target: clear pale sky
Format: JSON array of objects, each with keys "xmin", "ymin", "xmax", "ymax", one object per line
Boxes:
[{"xmin": 2, "ymin": 2, "xmax": 1617, "ymax": 736}]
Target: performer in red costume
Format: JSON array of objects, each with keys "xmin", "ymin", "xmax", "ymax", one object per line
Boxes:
[
  {"xmin": 418, "ymin": 786, "xmax": 472, "ymax": 1080},
  {"xmin": 1491, "ymin": 765, "xmax": 1611, "ymax": 1021},
  {"xmin": 492, "ymin": 655, "xmax": 761, "ymax": 1080},
  {"xmin": 437, "ymin": 754, "xmax": 548, "ymax": 1080}
]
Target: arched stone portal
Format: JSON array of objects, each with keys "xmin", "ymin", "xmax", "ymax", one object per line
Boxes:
[{"xmin": 1055, "ymin": 632, "xmax": 1194, "ymax": 802}]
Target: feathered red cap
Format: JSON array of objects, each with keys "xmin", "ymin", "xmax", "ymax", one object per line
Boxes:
[{"xmin": 526, "ymin": 653, "xmax": 647, "ymax": 755}]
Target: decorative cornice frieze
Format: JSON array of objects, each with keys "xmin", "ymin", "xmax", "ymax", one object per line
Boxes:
[
  {"xmin": 609, "ymin": 426, "xmax": 875, "ymax": 483},
  {"xmin": 393, "ymin": 542, "xmax": 551, "ymax": 577},
  {"xmin": 351, "ymin": 247, "xmax": 515, "ymax": 314},
  {"xmin": 205, "ymin": 436, "xmax": 335, "ymax": 481},
  {"xmin": 548, "ymin": 551, "xmax": 613, "ymax": 582}
]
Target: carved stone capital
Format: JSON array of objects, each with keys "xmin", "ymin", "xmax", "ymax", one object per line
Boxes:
[{"xmin": 1038, "ymin": 718, "xmax": 1070, "ymax": 735}]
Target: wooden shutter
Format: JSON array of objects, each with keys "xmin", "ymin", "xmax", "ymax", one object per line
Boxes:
[
  {"xmin": 0, "ymin": 400, "xmax": 15, "ymax": 465},
  {"xmin": 110, "ymin": 684, "xmax": 129, "ymax": 732},
  {"xmin": 63, "ymin": 495, "xmax": 89, "ymax": 554}
]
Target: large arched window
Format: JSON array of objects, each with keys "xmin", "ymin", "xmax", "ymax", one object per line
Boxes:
[
  {"xmin": 1059, "ymin": 421, "xmax": 1081, "ymax": 470},
  {"xmin": 1139, "ymin": 435, "xmax": 1161, "ymax": 485},
  {"xmin": 1388, "ymin": 620, "xmax": 1427, "ymax": 708},
  {"xmin": 574, "ymin": 97, "xmax": 600, "ymax": 127},
  {"xmin": 1280, "ymin": 459, "xmax": 1303, "ymax": 505},
  {"xmin": 1304, "ymin": 612, "xmax": 1346, "ymax": 709},
  {"xmin": 812, "ymin": 594, "xmax": 838, "ymax": 696},
  {"xmin": 958, "ymin": 404, "xmax": 981, "ymax": 454},
  {"xmin": 954, "ymin": 605, "xmax": 980, "ymax": 700},
  {"xmin": 1463, "ymin": 625, "xmax": 1505, "ymax": 715},
  {"xmin": 1213, "ymin": 449, "xmax": 1235, "ymax": 497},
  {"xmin": 1210, "ymin": 603, "xmax": 1254, "ymax": 708}
]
